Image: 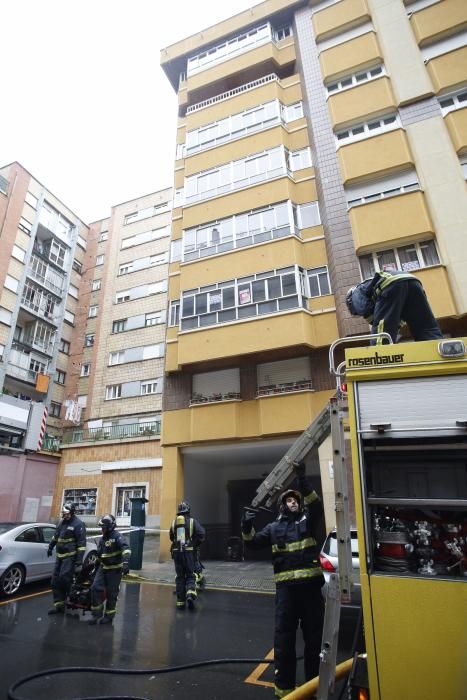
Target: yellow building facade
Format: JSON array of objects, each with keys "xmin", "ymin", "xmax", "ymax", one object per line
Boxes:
[{"xmin": 159, "ymin": 0, "xmax": 467, "ymax": 559}]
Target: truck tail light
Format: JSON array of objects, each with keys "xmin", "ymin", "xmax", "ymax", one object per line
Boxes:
[{"xmin": 319, "ymin": 553, "xmax": 336, "ymax": 572}]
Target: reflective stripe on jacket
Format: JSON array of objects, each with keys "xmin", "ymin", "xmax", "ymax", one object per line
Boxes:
[
  {"xmin": 51, "ymin": 515, "xmax": 87, "ymax": 561},
  {"xmin": 169, "ymin": 515, "xmax": 205, "ymax": 553},
  {"xmin": 96, "ymin": 530, "xmax": 131, "ymax": 571}
]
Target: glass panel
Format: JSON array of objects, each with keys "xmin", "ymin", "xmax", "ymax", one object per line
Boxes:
[
  {"xmin": 252, "ymin": 280, "xmax": 266, "ymax": 302},
  {"xmin": 238, "ymin": 284, "xmax": 252, "ymax": 305},
  {"xmin": 182, "ymin": 297, "xmax": 195, "ymax": 317},
  {"xmin": 420, "ymin": 241, "xmax": 440, "ymax": 267},
  {"xmin": 238, "ymin": 304, "xmax": 256, "ymax": 318},
  {"xmin": 282, "ymin": 273, "xmax": 296, "ymax": 296},
  {"xmin": 267, "ymin": 277, "xmax": 281, "ymax": 299},
  {"xmin": 376, "ymin": 249, "xmax": 397, "ymax": 272},
  {"xmin": 398, "ymin": 245, "xmax": 420, "ymax": 272},
  {"xmin": 222, "ymin": 287, "xmax": 236, "ymax": 308},
  {"xmin": 195, "ymin": 293, "xmax": 207, "ymax": 315}
]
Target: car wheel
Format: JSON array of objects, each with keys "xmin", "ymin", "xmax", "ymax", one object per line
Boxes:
[
  {"xmin": 0, "ymin": 564, "xmax": 26, "ymax": 596},
  {"xmin": 83, "ymin": 550, "xmax": 98, "ymax": 567}
]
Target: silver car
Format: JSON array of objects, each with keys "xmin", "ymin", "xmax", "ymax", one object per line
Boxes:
[
  {"xmin": 0, "ymin": 522, "xmax": 98, "ymax": 597},
  {"xmin": 319, "ymin": 528, "xmax": 361, "ymax": 601}
]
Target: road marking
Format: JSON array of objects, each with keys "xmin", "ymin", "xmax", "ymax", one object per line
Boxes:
[
  {"xmin": 244, "ymin": 648, "xmax": 274, "ymax": 687},
  {"xmin": 0, "ymin": 589, "xmax": 50, "ymax": 605}
]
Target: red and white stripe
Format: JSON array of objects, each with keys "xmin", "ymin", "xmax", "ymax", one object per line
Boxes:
[{"xmin": 37, "ymin": 406, "xmax": 48, "ymax": 450}]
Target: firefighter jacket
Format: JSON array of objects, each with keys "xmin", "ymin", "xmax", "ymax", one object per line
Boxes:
[
  {"xmin": 242, "ymin": 482, "xmax": 323, "ymax": 586},
  {"xmin": 169, "ymin": 515, "xmax": 205, "ymax": 553},
  {"xmin": 50, "ymin": 515, "xmax": 87, "ymax": 564},
  {"xmin": 362, "ymin": 270, "xmax": 418, "ymax": 323},
  {"xmin": 96, "ymin": 530, "xmax": 131, "ymax": 572}
]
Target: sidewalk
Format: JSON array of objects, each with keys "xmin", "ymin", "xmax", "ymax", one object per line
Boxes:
[{"xmin": 129, "ymin": 535, "xmax": 275, "ymax": 593}]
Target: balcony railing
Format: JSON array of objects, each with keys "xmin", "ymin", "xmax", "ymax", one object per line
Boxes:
[
  {"xmin": 187, "ymin": 74, "xmax": 279, "ymax": 114},
  {"xmin": 61, "ymin": 421, "xmax": 161, "ymax": 445},
  {"xmin": 28, "ymin": 254, "xmax": 64, "ymax": 296},
  {"xmin": 190, "ymin": 392, "xmax": 241, "ymax": 405},
  {"xmin": 7, "ymin": 349, "xmax": 47, "ymax": 384},
  {"xmin": 183, "ymin": 224, "xmax": 295, "ymax": 262},
  {"xmin": 256, "ymin": 380, "xmax": 313, "ymax": 396},
  {"xmin": 42, "ymin": 434, "xmax": 61, "ymax": 452}
]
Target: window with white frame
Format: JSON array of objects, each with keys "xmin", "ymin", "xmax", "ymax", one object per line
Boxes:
[
  {"xmin": 326, "ymin": 65, "xmax": 384, "ymax": 94},
  {"xmin": 119, "ymin": 263, "xmax": 133, "ymax": 275},
  {"xmin": 12, "ymin": 245, "xmax": 26, "ymax": 262},
  {"xmin": 5, "ymin": 275, "xmax": 19, "ymax": 293},
  {"xmin": 145, "ymin": 311, "xmax": 165, "ymax": 326},
  {"xmin": 150, "ymin": 253, "xmax": 168, "ymax": 266},
  {"xmin": 140, "ymin": 378, "xmax": 162, "ymax": 395},
  {"xmin": 359, "ymin": 240, "xmax": 440, "ymax": 278},
  {"xmin": 96, "ymin": 254, "xmax": 104, "ymax": 266},
  {"xmin": 80, "ymin": 363, "xmax": 91, "ymax": 377},
  {"xmin": 169, "ymin": 301, "xmax": 180, "ymax": 327},
  {"xmin": 63, "ymin": 487, "xmax": 97, "ymax": 516},
  {"xmin": 438, "ymin": 88, "xmax": 467, "ymax": 116},
  {"xmin": 99, "ymin": 231, "xmax": 108, "ymax": 242},
  {"xmin": 173, "ymin": 189, "xmax": 184, "ymax": 208},
  {"xmin": 181, "ymin": 266, "xmax": 306, "ymax": 331},
  {"xmin": 19, "ymin": 217, "xmax": 33, "ymax": 234},
  {"xmin": 49, "ymin": 401, "xmax": 62, "ymax": 418},
  {"xmin": 49, "ymin": 240, "xmax": 66, "ymax": 268},
  {"xmin": 184, "ymin": 146, "xmax": 288, "ymax": 204},
  {"xmin": 281, "ymin": 101, "xmax": 304, "ymax": 122},
  {"xmin": 106, "ymin": 384, "xmax": 122, "ymax": 400},
  {"xmin": 73, "ymin": 259, "xmax": 83, "ymax": 274},
  {"xmin": 76, "ymin": 235, "xmax": 86, "ymax": 250},
  {"xmin": 112, "ymin": 319, "xmax": 127, "ymax": 333},
  {"xmin": 84, "ymin": 334, "xmax": 94, "ymax": 347},
  {"xmin": 288, "ymin": 148, "xmax": 312, "ymax": 172},
  {"xmin": 121, "ymin": 225, "xmax": 171, "ymax": 249},
  {"xmin": 39, "ymin": 203, "xmax": 72, "ymax": 241},
  {"xmin": 68, "ymin": 283, "xmax": 79, "ymax": 299},
  {"xmin": 192, "ymin": 368, "xmax": 240, "ymax": 403},
  {"xmin": 109, "ymin": 351, "xmax": 125, "ymax": 366},
  {"xmin": 59, "ymin": 338, "xmax": 70, "ymax": 354},
  {"xmin": 124, "ymin": 206, "xmax": 155, "ymax": 225},
  {"xmin": 0, "ymin": 307, "xmax": 12, "ymax": 325},
  {"xmin": 336, "ymin": 114, "xmax": 399, "ymax": 146},
  {"xmin": 91, "ymin": 279, "xmax": 101, "ymax": 291},
  {"xmin": 307, "ymin": 266, "xmax": 331, "ymax": 297},
  {"xmin": 88, "ymin": 305, "xmax": 98, "ymax": 318},
  {"xmin": 64, "ymin": 310, "xmax": 75, "ymax": 325},
  {"xmin": 25, "ymin": 191, "xmax": 38, "ymax": 209},
  {"xmin": 116, "ymin": 291, "xmax": 130, "ymax": 304},
  {"xmin": 346, "ymin": 170, "xmax": 420, "ymax": 207},
  {"xmin": 293, "ymin": 202, "xmax": 321, "ymax": 229},
  {"xmin": 170, "ymin": 239, "xmax": 182, "ymax": 263}
]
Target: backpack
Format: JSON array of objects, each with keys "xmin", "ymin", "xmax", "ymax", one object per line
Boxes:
[{"xmin": 346, "ymin": 277, "xmax": 377, "ymax": 317}]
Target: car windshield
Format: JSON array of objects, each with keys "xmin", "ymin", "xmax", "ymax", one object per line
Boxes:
[{"xmin": 327, "ymin": 532, "xmax": 359, "ymax": 557}]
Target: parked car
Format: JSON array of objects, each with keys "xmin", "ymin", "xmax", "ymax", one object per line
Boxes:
[
  {"xmin": 319, "ymin": 528, "xmax": 361, "ymax": 601},
  {"xmin": 0, "ymin": 522, "xmax": 98, "ymax": 597}
]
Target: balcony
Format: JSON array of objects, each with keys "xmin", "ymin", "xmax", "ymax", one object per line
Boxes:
[
  {"xmin": 6, "ymin": 349, "xmax": 48, "ymax": 385},
  {"xmin": 256, "ymin": 380, "xmax": 313, "ymax": 396},
  {"xmin": 186, "ymin": 74, "xmax": 279, "ymax": 114},
  {"xmin": 445, "ymin": 107, "xmax": 467, "ymax": 153},
  {"xmin": 319, "ymin": 31, "xmax": 382, "ymax": 81},
  {"xmin": 183, "ymin": 223, "xmax": 295, "ymax": 262},
  {"xmin": 41, "ymin": 434, "xmax": 61, "ymax": 452},
  {"xmin": 61, "ymin": 421, "xmax": 161, "ymax": 445},
  {"xmin": 28, "ymin": 254, "xmax": 65, "ymax": 296},
  {"xmin": 21, "ymin": 281, "xmax": 58, "ymax": 326},
  {"xmin": 313, "ymin": 0, "xmax": 370, "ymax": 41},
  {"xmin": 410, "ymin": 0, "xmax": 467, "ymax": 47},
  {"xmin": 425, "ymin": 45, "xmax": 467, "ymax": 93},
  {"xmin": 327, "ymin": 77, "xmax": 396, "ymax": 129},
  {"xmin": 349, "ymin": 190, "xmax": 434, "ymax": 251},
  {"xmin": 338, "ymin": 129, "xmax": 414, "ymax": 183},
  {"xmin": 190, "ymin": 391, "xmax": 241, "ymax": 405}
]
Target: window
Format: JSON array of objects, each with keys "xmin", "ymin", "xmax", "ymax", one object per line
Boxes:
[
  {"xmin": 88, "ymin": 305, "xmax": 98, "ymax": 318},
  {"xmin": 0, "ymin": 307, "xmax": 13, "ymax": 326},
  {"xmin": 295, "ymin": 202, "xmax": 321, "ymax": 229},
  {"xmin": 150, "ymin": 253, "xmax": 168, "ymax": 266},
  {"xmin": 140, "ymin": 379, "xmax": 162, "ymax": 395},
  {"xmin": 106, "ymin": 384, "xmax": 122, "ymax": 400},
  {"xmin": 72, "ymin": 259, "xmax": 83, "ymax": 274},
  {"xmin": 169, "ymin": 301, "xmax": 180, "ymax": 327},
  {"xmin": 68, "ymin": 283, "xmax": 79, "ymax": 299},
  {"xmin": 336, "ymin": 114, "xmax": 399, "ymax": 146},
  {"xmin": 63, "ymin": 488, "xmax": 97, "ymax": 516},
  {"xmin": 99, "ymin": 231, "xmax": 108, "ymax": 242},
  {"xmin": 50, "ymin": 401, "xmax": 62, "ymax": 418},
  {"xmin": 121, "ymin": 225, "xmax": 171, "ymax": 249},
  {"xmin": 307, "ymin": 266, "xmax": 331, "ymax": 297},
  {"xmin": 56, "ymin": 370, "xmax": 66, "ymax": 384},
  {"xmin": 145, "ymin": 311, "xmax": 165, "ymax": 326},
  {"xmin": 109, "ymin": 351, "xmax": 125, "ymax": 366},
  {"xmin": 124, "ymin": 206, "xmax": 154, "ymax": 224},
  {"xmin": 359, "ymin": 240, "xmax": 440, "ymax": 278},
  {"xmin": 439, "ymin": 88, "xmax": 467, "ymax": 115},
  {"xmin": 91, "ymin": 279, "xmax": 101, "ymax": 291},
  {"xmin": 59, "ymin": 338, "xmax": 71, "ymax": 354},
  {"xmin": 275, "ymin": 25, "xmax": 292, "ymax": 41},
  {"xmin": 96, "ymin": 254, "xmax": 104, "ymax": 266},
  {"xmin": 12, "ymin": 244, "xmax": 26, "ymax": 263},
  {"xmin": 64, "ymin": 310, "xmax": 75, "ymax": 325},
  {"xmin": 80, "ymin": 363, "xmax": 91, "ymax": 377},
  {"xmin": 326, "ymin": 65, "xmax": 384, "ymax": 94},
  {"xmin": 170, "ymin": 239, "xmax": 182, "ymax": 263},
  {"xmin": 288, "ymin": 148, "xmax": 312, "ymax": 172},
  {"xmin": 116, "ymin": 292, "xmax": 130, "ymax": 304},
  {"xmin": 19, "ymin": 217, "xmax": 33, "ymax": 234},
  {"xmin": 25, "ymin": 191, "xmax": 38, "ymax": 209},
  {"xmin": 347, "ymin": 180, "xmax": 420, "ymax": 207},
  {"xmin": 5, "ymin": 275, "xmax": 19, "ymax": 293},
  {"xmin": 119, "ymin": 263, "xmax": 133, "ymax": 275},
  {"xmin": 112, "ymin": 319, "xmax": 127, "ymax": 333}
]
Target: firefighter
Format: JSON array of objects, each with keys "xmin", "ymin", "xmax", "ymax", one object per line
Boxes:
[
  {"xmin": 88, "ymin": 514, "xmax": 131, "ymax": 625},
  {"xmin": 241, "ymin": 463, "xmax": 325, "ymax": 699},
  {"xmin": 346, "ymin": 269, "xmax": 442, "ymax": 344},
  {"xmin": 169, "ymin": 502, "xmax": 205, "ymax": 610},
  {"xmin": 47, "ymin": 502, "xmax": 87, "ymax": 615}
]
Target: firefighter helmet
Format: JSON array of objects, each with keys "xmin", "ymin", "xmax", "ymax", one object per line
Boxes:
[
  {"xmin": 177, "ymin": 501, "xmax": 190, "ymax": 515},
  {"xmin": 62, "ymin": 502, "xmax": 76, "ymax": 516},
  {"xmin": 345, "ymin": 286, "xmax": 357, "ymax": 314},
  {"xmin": 98, "ymin": 513, "xmax": 116, "ymax": 531},
  {"xmin": 278, "ymin": 489, "xmax": 302, "ymax": 513}
]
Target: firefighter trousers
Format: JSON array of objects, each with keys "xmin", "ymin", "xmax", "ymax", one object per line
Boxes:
[
  {"xmin": 274, "ymin": 577, "xmax": 325, "ymax": 696},
  {"xmin": 90, "ymin": 567, "xmax": 122, "ymax": 619},
  {"xmin": 51, "ymin": 557, "xmax": 75, "ymax": 607},
  {"xmin": 173, "ymin": 550, "xmax": 196, "ymax": 604}
]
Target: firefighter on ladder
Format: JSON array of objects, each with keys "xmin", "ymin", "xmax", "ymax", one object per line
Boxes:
[
  {"xmin": 241, "ymin": 462, "xmax": 325, "ymax": 698},
  {"xmin": 170, "ymin": 502, "xmax": 205, "ymax": 610}
]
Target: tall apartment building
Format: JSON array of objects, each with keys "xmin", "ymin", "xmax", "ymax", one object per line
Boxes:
[
  {"xmin": 0, "ymin": 160, "xmax": 172, "ymax": 528},
  {"xmin": 159, "ymin": 0, "xmax": 467, "ymax": 559},
  {"xmin": 0, "ymin": 162, "xmax": 89, "ymax": 520},
  {"xmin": 50, "ymin": 189, "xmax": 172, "ymax": 530}
]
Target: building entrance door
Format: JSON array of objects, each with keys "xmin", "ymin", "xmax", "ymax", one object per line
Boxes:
[{"xmin": 115, "ymin": 486, "xmax": 146, "ymax": 526}]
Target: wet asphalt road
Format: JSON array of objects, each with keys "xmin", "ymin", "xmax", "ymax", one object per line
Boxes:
[{"xmin": 1, "ymin": 580, "xmax": 360, "ymax": 700}]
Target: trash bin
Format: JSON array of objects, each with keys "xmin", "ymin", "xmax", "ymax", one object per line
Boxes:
[{"xmin": 129, "ymin": 497, "xmax": 148, "ymax": 570}]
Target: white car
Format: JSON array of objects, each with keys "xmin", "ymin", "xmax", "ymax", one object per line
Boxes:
[
  {"xmin": 0, "ymin": 522, "xmax": 98, "ymax": 597},
  {"xmin": 319, "ymin": 528, "xmax": 361, "ymax": 602}
]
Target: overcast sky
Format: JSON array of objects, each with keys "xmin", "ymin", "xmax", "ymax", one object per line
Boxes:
[{"xmin": 1, "ymin": 0, "xmax": 256, "ymax": 223}]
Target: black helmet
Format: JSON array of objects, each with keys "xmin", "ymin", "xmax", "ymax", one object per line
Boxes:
[
  {"xmin": 345, "ymin": 286, "xmax": 357, "ymax": 314},
  {"xmin": 62, "ymin": 502, "xmax": 75, "ymax": 516},
  {"xmin": 278, "ymin": 489, "xmax": 302, "ymax": 514},
  {"xmin": 98, "ymin": 514, "xmax": 116, "ymax": 531},
  {"xmin": 177, "ymin": 501, "xmax": 190, "ymax": 515}
]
